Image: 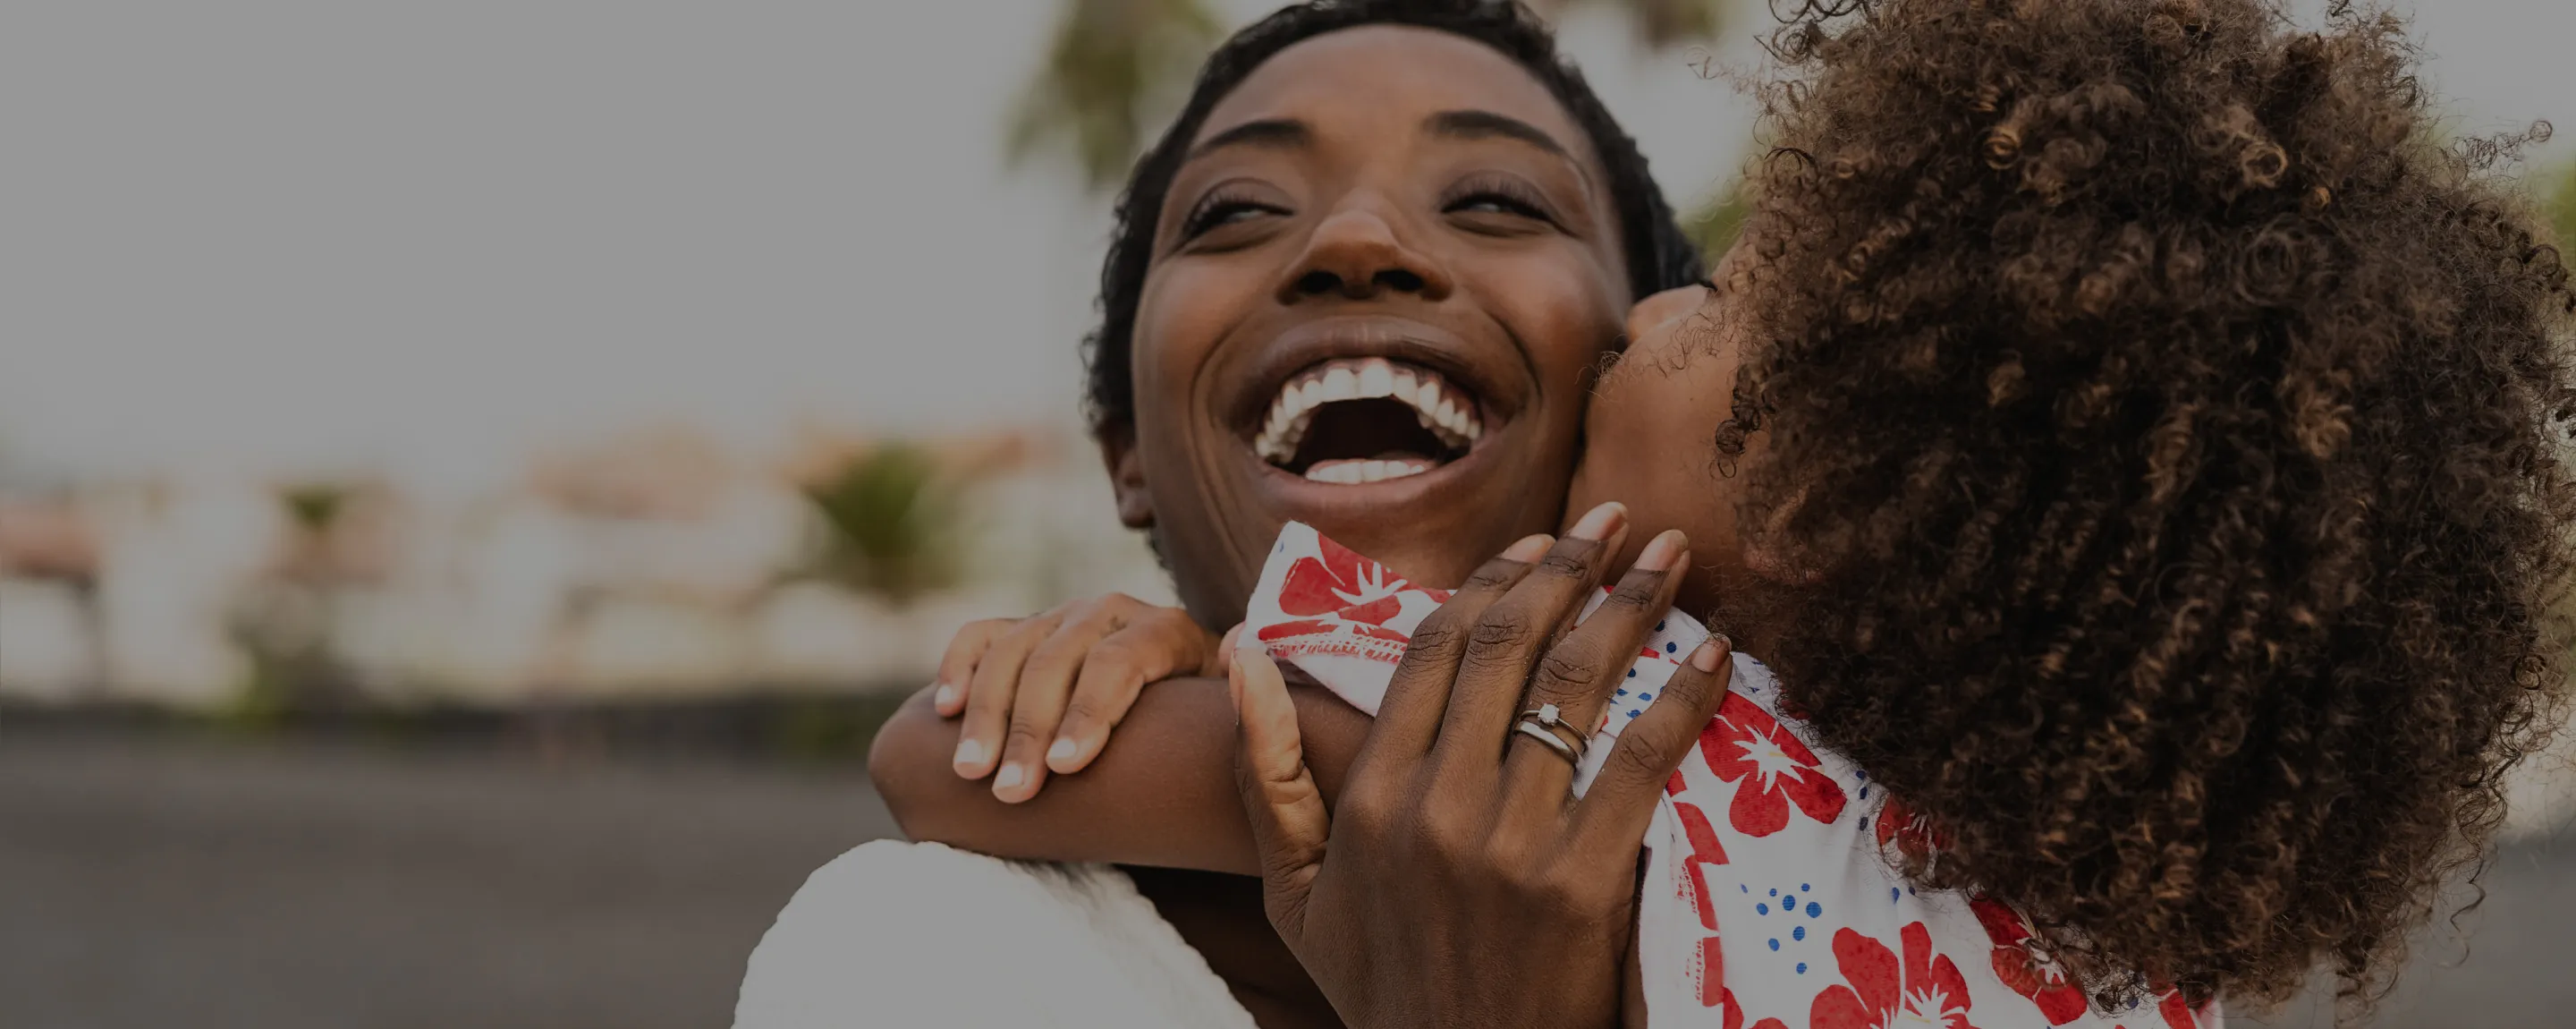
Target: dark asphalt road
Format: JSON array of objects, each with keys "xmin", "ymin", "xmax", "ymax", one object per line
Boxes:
[
  {"xmin": 0, "ymin": 731, "xmax": 2564, "ymax": 1028},
  {"xmin": 0, "ymin": 731, "xmax": 897, "ymax": 1029}
]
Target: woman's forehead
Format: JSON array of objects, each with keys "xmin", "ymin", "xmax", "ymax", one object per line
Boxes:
[{"xmin": 1194, "ymin": 25, "xmax": 1593, "ymax": 165}]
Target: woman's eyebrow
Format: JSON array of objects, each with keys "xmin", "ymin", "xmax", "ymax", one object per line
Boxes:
[
  {"xmin": 1424, "ymin": 108, "xmax": 1565, "ymax": 156},
  {"xmin": 1187, "ymin": 117, "xmax": 1311, "ymax": 161},
  {"xmin": 1422, "ymin": 108, "xmax": 1590, "ymax": 188}
]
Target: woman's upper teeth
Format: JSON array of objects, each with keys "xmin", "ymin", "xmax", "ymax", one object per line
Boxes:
[{"xmin": 1254, "ymin": 356, "xmax": 1482, "ymax": 463}]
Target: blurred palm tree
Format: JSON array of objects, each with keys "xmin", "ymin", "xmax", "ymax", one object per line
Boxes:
[
  {"xmin": 229, "ymin": 480, "xmax": 389, "ymax": 719},
  {"xmin": 787, "ymin": 443, "xmax": 970, "ymax": 608},
  {"xmin": 1011, "ymin": 0, "xmax": 1222, "ymax": 190},
  {"xmin": 1016, "ymin": 0, "xmax": 1733, "ymax": 191}
]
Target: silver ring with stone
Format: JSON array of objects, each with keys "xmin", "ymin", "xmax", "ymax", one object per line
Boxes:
[{"xmin": 1514, "ymin": 702, "xmax": 1589, "ymax": 762}]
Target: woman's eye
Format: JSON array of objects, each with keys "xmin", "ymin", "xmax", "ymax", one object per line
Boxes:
[
  {"xmin": 1443, "ymin": 184, "xmax": 1556, "ymax": 228},
  {"xmin": 1449, "ymin": 192, "xmax": 1546, "ymax": 217},
  {"xmin": 1184, "ymin": 200, "xmax": 1284, "ymax": 238}
]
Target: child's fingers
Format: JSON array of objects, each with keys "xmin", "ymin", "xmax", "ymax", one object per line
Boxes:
[
  {"xmin": 1567, "ymin": 636, "xmax": 1734, "ymax": 865},
  {"xmin": 930, "ymin": 618, "xmax": 1015, "ymax": 717},
  {"xmin": 988, "ymin": 619, "xmax": 1105, "ymax": 803},
  {"xmin": 1230, "ymin": 641, "xmax": 1326, "ymax": 941},
  {"xmin": 953, "ymin": 614, "xmax": 1061, "ymax": 780},
  {"xmin": 1048, "ymin": 608, "xmax": 1218, "ymax": 774}
]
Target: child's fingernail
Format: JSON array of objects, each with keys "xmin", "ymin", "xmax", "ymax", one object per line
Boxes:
[
  {"xmin": 1047, "ymin": 737, "xmax": 1077, "ymax": 762},
  {"xmin": 1568, "ymin": 502, "xmax": 1628, "ymax": 542},
  {"xmin": 1501, "ymin": 534, "xmax": 1554, "ymax": 562},
  {"xmin": 952, "ymin": 738, "xmax": 987, "ymax": 770},
  {"xmin": 1633, "ymin": 530, "xmax": 1688, "ymax": 572},
  {"xmin": 932, "ymin": 683, "xmax": 957, "ymax": 709},
  {"xmin": 993, "ymin": 764, "xmax": 1026, "ymax": 790},
  {"xmin": 1690, "ymin": 639, "xmax": 1724, "ymax": 673}
]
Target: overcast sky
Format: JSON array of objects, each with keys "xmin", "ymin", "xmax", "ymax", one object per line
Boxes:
[{"xmin": 4, "ymin": 0, "xmax": 2568, "ymax": 495}]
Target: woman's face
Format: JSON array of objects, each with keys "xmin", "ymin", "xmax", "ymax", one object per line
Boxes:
[{"xmin": 1111, "ymin": 25, "xmax": 1632, "ymax": 625}]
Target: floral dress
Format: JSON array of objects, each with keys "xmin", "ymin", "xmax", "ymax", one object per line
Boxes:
[{"xmin": 1242, "ymin": 523, "xmax": 2220, "ymax": 1029}]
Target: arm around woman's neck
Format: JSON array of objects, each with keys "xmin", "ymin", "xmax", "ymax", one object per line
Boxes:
[{"xmin": 869, "ymin": 676, "xmax": 1370, "ymax": 874}]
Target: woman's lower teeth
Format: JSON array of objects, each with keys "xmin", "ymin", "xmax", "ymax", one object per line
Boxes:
[{"xmin": 1304, "ymin": 458, "xmax": 1432, "ymax": 484}]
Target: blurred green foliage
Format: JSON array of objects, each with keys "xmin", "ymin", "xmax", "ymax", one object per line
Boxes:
[
  {"xmin": 1552, "ymin": 0, "xmax": 1728, "ymax": 49},
  {"xmin": 1017, "ymin": 0, "xmax": 1734, "ymax": 192},
  {"xmin": 1011, "ymin": 0, "xmax": 1223, "ymax": 191},
  {"xmin": 223, "ymin": 481, "xmax": 369, "ymax": 723},
  {"xmin": 792, "ymin": 444, "xmax": 968, "ymax": 607},
  {"xmin": 279, "ymin": 482, "xmax": 352, "ymax": 538},
  {"xmin": 774, "ymin": 692, "xmax": 916, "ymax": 763},
  {"xmin": 1685, "ymin": 177, "xmax": 1752, "ymax": 265}
]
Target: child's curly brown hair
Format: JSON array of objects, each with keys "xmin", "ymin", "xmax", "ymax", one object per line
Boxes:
[{"xmin": 1721, "ymin": 0, "xmax": 2576, "ymax": 1013}]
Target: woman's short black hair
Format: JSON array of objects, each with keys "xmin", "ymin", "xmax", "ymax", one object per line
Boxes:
[{"xmin": 1081, "ymin": 0, "xmax": 1707, "ymax": 435}]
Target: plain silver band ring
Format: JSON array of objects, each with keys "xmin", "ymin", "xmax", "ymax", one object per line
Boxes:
[{"xmin": 1513, "ymin": 719, "xmax": 1580, "ymax": 765}]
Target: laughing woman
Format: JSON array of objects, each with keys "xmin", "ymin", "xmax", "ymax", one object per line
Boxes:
[{"xmin": 735, "ymin": 3, "xmax": 1707, "ymax": 1026}]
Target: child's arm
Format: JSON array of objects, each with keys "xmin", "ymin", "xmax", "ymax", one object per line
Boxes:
[{"xmin": 868, "ymin": 675, "xmax": 1370, "ymax": 875}]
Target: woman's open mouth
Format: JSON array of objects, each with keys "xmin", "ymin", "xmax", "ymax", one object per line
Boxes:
[{"xmin": 1250, "ymin": 356, "xmax": 1484, "ymax": 485}]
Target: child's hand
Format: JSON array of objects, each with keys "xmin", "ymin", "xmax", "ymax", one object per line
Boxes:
[{"xmin": 931, "ymin": 593, "xmax": 1224, "ymax": 803}]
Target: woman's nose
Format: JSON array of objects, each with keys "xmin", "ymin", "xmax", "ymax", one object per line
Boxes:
[{"xmin": 1275, "ymin": 208, "xmax": 1453, "ymax": 303}]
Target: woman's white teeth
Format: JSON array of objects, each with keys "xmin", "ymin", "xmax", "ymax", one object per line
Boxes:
[
  {"xmin": 1303, "ymin": 458, "xmax": 1433, "ymax": 484},
  {"xmin": 1253, "ymin": 356, "xmax": 1484, "ymax": 465}
]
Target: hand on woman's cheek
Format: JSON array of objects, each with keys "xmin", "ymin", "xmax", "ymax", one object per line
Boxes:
[{"xmin": 1567, "ymin": 286, "xmax": 1748, "ymax": 617}]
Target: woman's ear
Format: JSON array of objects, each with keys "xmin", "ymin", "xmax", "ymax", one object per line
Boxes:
[{"xmin": 1097, "ymin": 425, "xmax": 1155, "ymax": 530}]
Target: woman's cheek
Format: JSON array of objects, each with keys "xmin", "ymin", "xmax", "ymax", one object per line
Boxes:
[{"xmin": 1134, "ymin": 260, "xmax": 1270, "ymax": 379}]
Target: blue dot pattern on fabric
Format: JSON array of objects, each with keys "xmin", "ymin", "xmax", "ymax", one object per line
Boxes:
[
  {"xmin": 1767, "ymin": 939, "xmax": 1780, "ymax": 951},
  {"xmin": 1793, "ymin": 926, "xmax": 1806, "ymax": 941},
  {"xmin": 1807, "ymin": 902, "xmax": 1822, "ymax": 917},
  {"xmin": 1891, "ymin": 887, "xmax": 1901, "ymax": 903},
  {"xmin": 1756, "ymin": 903, "xmax": 1768, "ymax": 914},
  {"xmin": 1796, "ymin": 963, "xmax": 1808, "ymax": 974},
  {"xmin": 1665, "ymin": 642, "xmax": 1678, "ymax": 653},
  {"xmin": 1768, "ymin": 889, "xmax": 1777, "ymax": 897},
  {"xmin": 1638, "ymin": 693, "xmax": 1652, "ymax": 702},
  {"xmin": 1740, "ymin": 885, "xmax": 1749, "ymax": 893},
  {"xmin": 1860, "ymin": 787, "xmax": 1870, "ymax": 799},
  {"xmin": 1629, "ymin": 710, "xmax": 1641, "ymax": 718},
  {"xmin": 1657, "ymin": 621, "xmax": 1667, "ymax": 632},
  {"xmin": 1801, "ymin": 884, "xmax": 1810, "ymax": 891}
]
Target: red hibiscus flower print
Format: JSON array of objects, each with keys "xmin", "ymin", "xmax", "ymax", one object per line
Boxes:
[
  {"xmin": 1262, "ymin": 533, "xmax": 1448, "ymax": 650},
  {"xmin": 1673, "ymin": 800, "xmax": 1731, "ymax": 931},
  {"xmin": 2148, "ymin": 988, "xmax": 2206, "ymax": 1029},
  {"xmin": 1874, "ymin": 796, "xmax": 1948, "ymax": 864},
  {"xmin": 1811, "ymin": 923, "xmax": 1984, "ymax": 1029},
  {"xmin": 1720, "ymin": 988, "xmax": 1790, "ymax": 1029},
  {"xmin": 1698, "ymin": 692, "xmax": 1848, "ymax": 836},
  {"xmin": 1279, "ymin": 532, "xmax": 1418, "ymax": 620},
  {"xmin": 1970, "ymin": 896, "xmax": 2087, "ymax": 1025}
]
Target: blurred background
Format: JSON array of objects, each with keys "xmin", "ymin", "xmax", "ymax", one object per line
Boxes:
[{"xmin": 1, "ymin": 1, "xmax": 2570, "ymax": 1026}]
